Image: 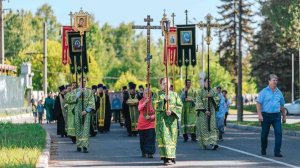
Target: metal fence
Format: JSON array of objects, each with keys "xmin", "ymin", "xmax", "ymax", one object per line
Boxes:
[{"xmin": 0, "ymin": 76, "xmax": 25, "ymax": 109}]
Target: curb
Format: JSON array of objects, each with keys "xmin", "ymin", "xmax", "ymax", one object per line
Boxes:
[
  {"xmin": 0, "ymin": 113, "xmax": 31, "ymax": 121},
  {"xmin": 36, "ymin": 131, "xmax": 51, "ymax": 168},
  {"xmin": 227, "ymin": 123, "xmax": 300, "ymax": 137}
]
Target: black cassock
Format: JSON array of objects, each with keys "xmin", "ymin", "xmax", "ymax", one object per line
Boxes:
[
  {"xmin": 122, "ymin": 91, "xmax": 130, "ymax": 134},
  {"xmin": 53, "ymin": 94, "xmax": 66, "ymax": 137},
  {"xmin": 96, "ymin": 93, "xmax": 112, "ymax": 133}
]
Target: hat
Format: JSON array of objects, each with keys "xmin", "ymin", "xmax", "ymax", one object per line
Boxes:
[
  {"xmin": 92, "ymin": 85, "xmax": 97, "ymax": 90},
  {"xmin": 128, "ymin": 82, "xmax": 134, "ymax": 87},
  {"xmin": 129, "ymin": 83, "xmax": 136, "ymax": 90},
  {"xmin": 145, "ymin": 83, "xmax": 151, "ymax": 88},
  {"xmin": 97, "ymin": 84, "xmax": 103, "ymax": 88},
  {"xmin": 138, "ymin": 85, "xmax": 144, "ymax": 89},
  {"xmin": 58, "ymin": 85, "xmax": 66, "ymax": 92},
  {"xmin": 122, "ymin": 86, "xmax": 127, "ymax": 90},
  {"xmin": 103, "ymin": 86, "xmax": 107, "ymax": 90}
]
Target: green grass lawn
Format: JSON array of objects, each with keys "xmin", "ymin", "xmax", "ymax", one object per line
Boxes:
[
  {"xmin": 230, "ymin": 104, "xmax": 257, "ymax": 113},
  {"xmin": 0, "ymin": 122, "xmax": 46, "ymax": 168},
  {"xmin": 230, "ymin": 121, "xmax": 300, "ymax": 131}
]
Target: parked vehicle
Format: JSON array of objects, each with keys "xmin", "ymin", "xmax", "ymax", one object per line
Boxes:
[{"xmin": 284, "ymin": 99, "xmax": 300, "ymax": 115}]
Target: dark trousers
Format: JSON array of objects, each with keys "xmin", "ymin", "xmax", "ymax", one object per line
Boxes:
[
  {"xmin": 224, "ymin": 112, "xmax": 228, "ymax": 126},
  {"xmin": 261, "ymin": 112, "xmax": 282, "ymax": 155},
  {"xmin": 183, "ymin": 133, "xmax": 196, "ymax": 140},
  {"xmin": 139, "ymin": 128, "xmax": 156, "ymax": 155},
  {"xmin": 113, "ymin": 110, "xmax": 121, "ymax": 123}
]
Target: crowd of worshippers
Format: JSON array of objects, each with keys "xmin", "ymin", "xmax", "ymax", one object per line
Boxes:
[{"xmin": 48, "ymin": 77, "xmax": 230, "ymax": 165}]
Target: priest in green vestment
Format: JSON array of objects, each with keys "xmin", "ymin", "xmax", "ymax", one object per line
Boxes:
[
  {"xmin": 194, "ymin": 77, "xmax": 220, "ymax": 150},
  {"xmin": 68, "ymin": 77, "xmax": 95, "ymax": 153},
  {"xmin": 64, "ymin": 82, "xmax": 77, "ymax": 143},
  {"xmin": 180, "ymin": 79, "xmax": 197, "ymax": 142},
  {"xmin": 154, "ymin": 78, "xmax": 182, "ymax": 165}
]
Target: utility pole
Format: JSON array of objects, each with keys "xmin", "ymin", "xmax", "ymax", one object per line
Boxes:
[
  {"xmin": 43, "ymin": 22, "xmax": 47, "ymax": 95},
  {"xmin": 292, "ymin": 53, "xmax": 294, "ymax": 102},
  {"xmin": 299, "ymin": 48, "xmax": 300, "ymax": 99},
  {"xmin": 237, "ymin": 0, "xmax": 243, "ymax": 122},
  {"xmin": 0, "ymin": 0, "xmax": 4, "ymax": 64}
]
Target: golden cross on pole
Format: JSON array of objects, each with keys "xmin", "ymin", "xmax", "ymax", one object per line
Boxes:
[
  {"xmin": 196, "ymin": 13, "xmax": 221, "ymax": 132},
  {"xmin": 171, "ymin": 13, "xmax": 176, "ymax": 27},
  {"xmin": 196, "ymin": 13, "xmax": 221, "ymax": 45},
  {"xmin": 69, "ymin": 12, "xmax": 73, "ymax": 26}
]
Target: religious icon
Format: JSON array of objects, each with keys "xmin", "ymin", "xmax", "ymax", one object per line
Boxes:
[
  {"xmin": 74, "ymin": 15, "xmax": 88, "ymax": 30},
  {"xmin": 180, "ymin": 31, "xmax": 192, "ymax": 45},
  {"xmin": 78, "ymin": 17, "xmax": 85, "ymax": 27},
  {"xmin": 71, "ymin": 37, "xmax": 81, "ymax": 52},
  {"xmin": 109, "ymin": 92, "xmax": 123, "ymax": 110},
  {"xmin": 168, "ymin": 32, "xmax": 177, "ymax": 46}
]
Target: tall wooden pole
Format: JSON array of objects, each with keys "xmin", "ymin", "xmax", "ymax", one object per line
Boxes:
[{"xmin": 43, "ymin": 22, "xmax": 47, "ymax": 96}]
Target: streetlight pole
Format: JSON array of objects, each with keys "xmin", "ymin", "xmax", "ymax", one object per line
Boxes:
[
  {"xmin": 0, "ymin": 0, "xmax": 4, "ymax": 64},
  {"xmin": 292, "ymin": 53, "xmax": 294, "ymax": 102},
  {"xmin": 43, "ymin": 22, "xmax": 47, "ymax": 95}
]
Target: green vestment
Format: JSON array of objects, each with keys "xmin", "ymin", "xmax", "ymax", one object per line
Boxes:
[
  {"xmin": 194, "ymin": 88, "xmax": 219, "ymax": 148},
  {"xmin": 126, "ymin": 94, "xmax": 139, "ymax": 132},
  {"xmin": 69, "ymin": 88, "xmax": 95, "ymax": 149},
  {"xmin": 154, "ymin": 90, "xmax": 182, "ymax": 159},
  {"xmin": 64, "ymin": 91, "xmax": 77, "ymax": 137},
  {"xmin": 180, "ymin": 88, "xmax": 197, "ymax": 134}
]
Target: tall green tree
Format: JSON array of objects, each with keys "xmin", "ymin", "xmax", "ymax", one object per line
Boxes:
[
  {"xmin": 217, "ymin": 0, "xmax": 255, "ymax": 96},
  {"xmin": 252, "ymin": 0, "xmax": 300, "ymax": 101},
  {"xmin": 4, "ymin": 10, "xmax": 35, "ymax": 58}
]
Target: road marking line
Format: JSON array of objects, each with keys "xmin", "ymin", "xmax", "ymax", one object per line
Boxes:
[{"xmin": 220, "ymin": 145, "xmax": 299, "ymax": 168}]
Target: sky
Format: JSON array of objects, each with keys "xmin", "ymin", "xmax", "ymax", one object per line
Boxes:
[{"xmin": 3, "ymin": 0, "xmax": 260, "ymax": 51}]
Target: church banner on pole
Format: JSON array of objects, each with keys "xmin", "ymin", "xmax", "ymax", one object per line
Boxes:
[
  {"xmin": 62, "ymin": 26, "xmax": 74, "ymax": 65},
  {"xmin": 165, "ymin": 27, "xmax": 177, "ymax": 66},
  {"xmin": 176, "ymin": 24, "xmax": 196, "ymax": 67}
]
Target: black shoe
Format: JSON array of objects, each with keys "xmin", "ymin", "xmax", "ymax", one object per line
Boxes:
[
  {"xmin": 71, "ymin": 137, "xmax": 76, "ymax": 144},
  {"xmin": 171, "ymin": 159, "xmax": 176, "ymax": 164},
  {"xmin": 77, "ymin": 147, "xmax": 81, "ymax": 152},
  {"xmin": 142, "ymin": 153, "xmax": 146, "ymax": 158},
  {"xmin": 275, "ymin": 153, "xmax": 283, "ymax": 157},
  {"xmin": 261, "ymin": 149, "xmax": 266, "ymax": 156},
  {"xmin": 83, "ymin": 147, "xmax": 88, "ymax": 153},
  {"xmin": 133, "ymin": 133, "xmax": 137, "ymax": 137},
  {"xmin": 211, "ymin": 144, "xmax": 218, "ymax": 150},
  {"xmin": 184, "ymin": 138, "xmax": 188, "ymax": 142},
  {"xmin": 192, "ymin": 138, "xmax": 197, "ymax": 142},
  {"xmin": 128, "ymin": 134, "xmax": 132, "ymax": 137},
  {"xmin": 147, "ymin": 154, "xmax": 153, "ymax": 158}
]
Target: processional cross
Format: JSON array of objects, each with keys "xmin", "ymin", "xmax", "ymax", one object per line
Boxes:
[
  {"xmin": 132, "ymin": 15, "xmax": 161, "ymax": 116},
  {"xmin": 196, "ymin": 13, "xmax": 221, "ymax": 131}
]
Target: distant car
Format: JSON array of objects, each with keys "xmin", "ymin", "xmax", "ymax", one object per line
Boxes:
[{"xmin": 284, "ymin": 99, "xmax": 300, "ymax": 115}]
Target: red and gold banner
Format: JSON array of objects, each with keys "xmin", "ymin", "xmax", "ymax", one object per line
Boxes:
[
  {"xmin": 62, "ymin": 26, "xmax": 74, "ymax": 65},
  {"xmin": 164, "ymin": 27, "xmax": 177, "ymax": 66}
]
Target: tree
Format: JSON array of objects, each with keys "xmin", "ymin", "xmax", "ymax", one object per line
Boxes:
[
  {"xmin": 251, "ymin": 0, "xmax": 300, "ymax": 101},
  {"xmin": 4, "ymin": 10, "xmax": 35, "ymax": 58},
  {"xmin": 33, "ymin": 4, "xmax": 60, "ymax": 41},
  {"xmin": 217, "ymin": 0, "xmax": 255, "ymax": 96}
]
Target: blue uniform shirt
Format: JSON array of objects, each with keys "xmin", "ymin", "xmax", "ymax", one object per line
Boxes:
[
  {"xmin": 257, "ymin": 86, "xmax": 285, "ymax": 113},
  {"xmin": 216, "ymin": 94, "xmax": 226, "ymax": 118}
]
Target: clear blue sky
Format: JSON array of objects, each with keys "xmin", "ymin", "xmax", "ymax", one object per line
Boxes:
[{"xmin": 4, "ymin": 0, "xmax": 259, "ymax": 50}]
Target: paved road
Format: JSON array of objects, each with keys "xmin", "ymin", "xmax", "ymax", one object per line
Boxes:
[
  {"xmin": 228, "ymin": 114, "xmax": 300, "ymax": 124},
  {"xmin": 46, "ymin": 122, "xmax": 300, "ymax": 168},
  {"xmin": 1, "ymin": 114, "xmax": 299, "ymax": 167}
]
